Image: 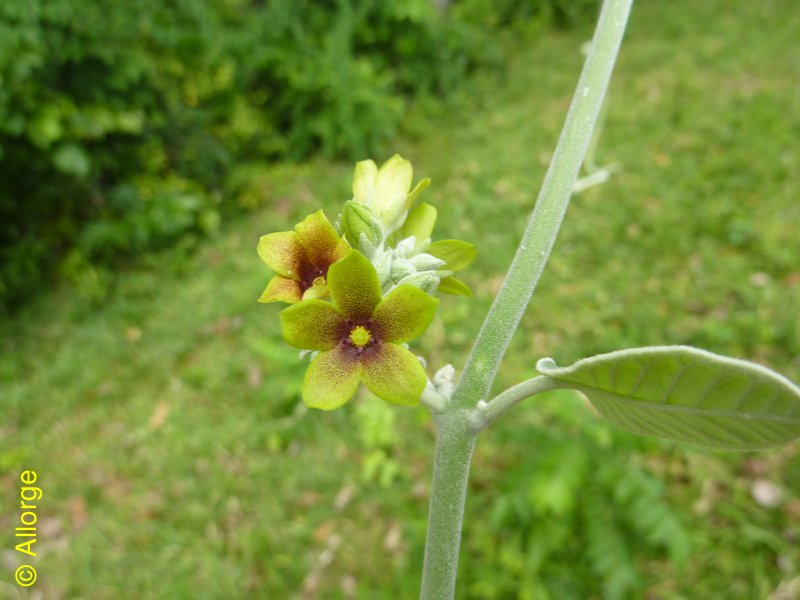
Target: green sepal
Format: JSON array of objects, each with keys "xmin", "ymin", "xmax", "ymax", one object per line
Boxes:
[
  {"xmin": 428, "ymin": 239, "xmax": 476, "ymax": 272},
  {"xmin": 438, "ymin": 276, "xmax": 473, "ymax": 296}
]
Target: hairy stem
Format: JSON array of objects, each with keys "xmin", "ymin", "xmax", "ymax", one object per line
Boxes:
[
  {"xmin": 419, "ymin": 1, "xmax": 634, "ymax": 598},
  {"xmin": 452, "ymin": 0, "xmax": 634, "ymax": 411},
  {"xmin": 420, "ymin": 385, "xmax": 448, "ymax": 413},
  {"xmin": 470, "ymin": 376, "xmax": 567, "ymax": 432},
  {"xmin": 419, "ymin": 414, "xmax": 476, "ymax": 600}
]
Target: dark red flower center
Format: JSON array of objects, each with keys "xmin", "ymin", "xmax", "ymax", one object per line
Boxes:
[
  {"xmin": 342, "ymin": 319, "xmax": 379, "ymax": 357},
  {"xmin": 299, "ymin": 263, "xmax": 329, "ymax": 292}
]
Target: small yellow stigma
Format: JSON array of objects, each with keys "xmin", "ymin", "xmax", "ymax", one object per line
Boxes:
[
  {"xmin": 348, "ymin": 325, "xmax": 372, "ymax": 348},
  {"xmin": 312, "ymin": 275, "xmax": 326, "ymax": 287}
]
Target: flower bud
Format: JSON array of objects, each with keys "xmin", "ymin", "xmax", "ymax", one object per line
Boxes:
[
  {"xmin": 409, "ymin": 253, "xmax": 445, "ymax": 272},
  {"xmin": 341, "ymin": 200, "xmax": 383, "ymax": 248},
  {"xmin": 398, "ymin": 271, "xmax": 440, "ymax": 294},
  {"xmin": 372, "ymin": 250, "xmax": 394, "ymax": 286},
  {"xmin": 391, "ymin": 259, "xmax": 414, "ymax": 281},
  {"xmin": 394, "ymin": 236, "xmax": 417, "ymax": 258},
  {"xmin": 352, "ymin": 154, "xmax": 430, "ymax": 235}
]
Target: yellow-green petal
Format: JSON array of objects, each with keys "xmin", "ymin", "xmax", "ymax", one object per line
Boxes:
[
  {"xmin": 303, "ymin": 346, "xmax": 363, "ymax": 410},
  {"xmin": 361, "ymin": 343, "xmax": 426, "ymax": 406},
  {"xmin": 280, "ymin": 299, "xmax": 346, "ymax": 350},
  {"xmin": 327, "ymin": 250, "xmax": 382, "ymax": 321},
  {"xmin": 405, "ymin": 177, "xmax": 431, "ymax": 210},
  {"xmin": 331, "ymin": 237, "xmax": 351, "ymax": 261},
  {"xmin": 374, "ymin": 154, "xmax": 412, "ymax": 227},
  {"xmin": 373, "ymin": 284, "xmax": 439, "ymax": 344},
  {"xmin": 295, "ymin": 209, "xmax": 343, "ymax": 269},
  {"xmin": 259, "ymin": 275, "xmax": 303, "ymax": 304},
  {"xmin": 400, "ymin": 202, "xmax": 437, "ymax": 249},
  {"xmin": 257, "ymin": 231, "xmax": 303, "ymax": 279},
  {"xmin": 353, "ymin": 159, "xmax": 378, "ymax": 205}
]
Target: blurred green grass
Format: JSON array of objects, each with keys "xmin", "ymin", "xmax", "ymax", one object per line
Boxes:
[{"xmin": 1, "ymin": 0, "xmax": 799, "ymax": 598}]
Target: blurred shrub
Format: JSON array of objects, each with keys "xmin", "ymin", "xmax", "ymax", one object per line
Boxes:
[
  {"xmin": 452, "ymin": 0, "xmax": 600, "ymax": 31},
  {"xmin": 0, "ymin": 0, "xmax": 229, "ymax": 306},
  {"xmin": 0, "ymin": 0, "xmax": 591, "ymax": 309}
]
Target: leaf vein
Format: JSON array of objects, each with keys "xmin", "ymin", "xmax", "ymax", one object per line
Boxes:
[
  {"xmin": 661, "ymin": 360, "xmax": 692, "ymax": 405},
  {"xmin": 732, "ymin": 379, "xmax": 758, "ymax": 412},
  {"xmin": 578, "ymin": 386, "xmax": 800, "ymax": 424},
  {"xmin": 628, "ymin": 356, "xmax": 655, "ymax": 398},
  {"xmin": 693, "ymin": 371, "xmax": 725, "ymax": 409}
]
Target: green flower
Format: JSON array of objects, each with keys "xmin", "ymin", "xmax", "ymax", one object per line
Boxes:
[
  {"xmin": 352, "ymin": 154, "xmax": 430, "ymax": 235},
  {"xmin": 257, "ymin": 210, "xmax": 350, "ymax": 304},
  {"xmin": 280, "ymin": 251, "xmax": 439, "ymax": 410}
]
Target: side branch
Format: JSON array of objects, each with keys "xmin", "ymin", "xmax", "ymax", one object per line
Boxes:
[{"xmin": 469, "ymin": 376, "xmax": 567, "ymax": 432}]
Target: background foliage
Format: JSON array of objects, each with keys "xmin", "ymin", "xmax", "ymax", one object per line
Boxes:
[
  {"xmin": 1, "ymin": 0, "xmax": 799, "ymax": 598},
  {"xmin": 0, "ymin": 0, "xmax": 510, "ymax": 308}
]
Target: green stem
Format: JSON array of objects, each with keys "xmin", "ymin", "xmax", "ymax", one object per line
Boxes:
[
  {"xmin": 419, "ymin": 413, "xmax": 476, "ymax": 600},
  {"xmin": 452, "ymin": 0, "xmax": 634, "ymax": 411},
  {"xmin": 420, "ymin": 385, "xmax": 448, "ymax": 414},
  {"xmin": 470, "ymin": 376, "xmax": 567, "ymax": 432},
  {"xmin": 419, "ymin": 1, "xmax": 634, "ymax": 598}
]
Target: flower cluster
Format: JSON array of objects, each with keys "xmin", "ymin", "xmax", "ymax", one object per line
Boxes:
[{"xmin": 258, "ymin": 155, "xmax": 474, "ymax": 410}]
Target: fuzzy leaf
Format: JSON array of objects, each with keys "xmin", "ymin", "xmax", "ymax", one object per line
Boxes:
[{"xmin": 536, "ymin": 346, "xmax": 800, "ymax": 450}]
